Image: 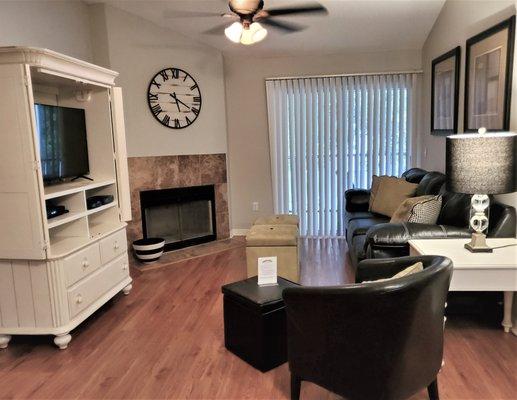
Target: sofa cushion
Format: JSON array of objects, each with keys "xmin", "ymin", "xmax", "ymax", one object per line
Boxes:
[
  {"xmin": 415, "ymin": 172, "xmax": 446, "ymax": 196},
  {"xmin": 347, "ymin": 216, "xmax": 389, "ymax": 244},
  {"xmin": 437, "ymin": 189, "xmax": 471, "ymax": 227},
  {"xmin": 369, "ymin": 176, "xmax": 418, "ymax": 217},
  {"xmin": 345, "ymin": 211, "xmax": 384, "ymax": 226}
]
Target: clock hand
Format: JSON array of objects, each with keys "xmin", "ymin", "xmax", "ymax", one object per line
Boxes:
[
  {"xmin": 170, "ymin": 93, "xmax": 181, "ymax": 112},
  {"xmin": 171, "ymin": 92, "xmax": 191, "ymax": 110}
]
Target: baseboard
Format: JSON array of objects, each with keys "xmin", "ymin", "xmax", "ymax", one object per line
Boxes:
[{"xmin": 231, "ymin": 228, "xmax": 249, "ymax": 237}]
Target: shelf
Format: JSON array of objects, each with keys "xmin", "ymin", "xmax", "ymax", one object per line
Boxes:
[
  {"xmin": 47, "ymin": 211, "xmax": 86, "ymax": 229},
  {"xmin": 48, "ymin": 222, "xmax": 126, "ymax": 258},
  {"xmin": 86, "ymin": 201, "xmax": 117, "ymax": 216},
  {"xmin": 89, "ymin": 221, "xmax": 126, "ymax": 240},
  {"xmin": 49, "ymin": 236, "xmax": 91, "ymax": 258},
  {"xmin": 44, "ymin": 179, "xmax": 116, "ymax": 200}
]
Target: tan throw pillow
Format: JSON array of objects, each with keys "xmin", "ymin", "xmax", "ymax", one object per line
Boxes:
[
  {"xmin": 390, "ymin": 195, "xmax": 443, "ymax": 224},
  {"xmin": 369, "ymin": 175, "xmax": 393, "ymax": 210},
  {"xmin": 369, "ymin": 176, "xmax": 418, "ymax": 217},
  {"xmin": 364, "ymin": 262, "xmax": 424, "ymax": 283}
]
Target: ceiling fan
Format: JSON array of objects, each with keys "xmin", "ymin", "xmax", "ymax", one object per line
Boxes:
[{"xmin": 163, "ymin": 0, "xmax": 328, "ymax": 45}]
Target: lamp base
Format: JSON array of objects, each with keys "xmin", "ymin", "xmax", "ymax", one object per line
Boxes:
[{"xmin": 464, "ymin": 232, "xmax": 493, "ymax": 253}]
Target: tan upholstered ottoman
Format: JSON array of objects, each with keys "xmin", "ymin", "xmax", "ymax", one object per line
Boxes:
[
  {"xmin": 253, "ymin": 214, "xmax": 299, "ymax": 227},
  {"xmin": 246, "ymin": 224, "xmax": 300, "ymax": 283}
]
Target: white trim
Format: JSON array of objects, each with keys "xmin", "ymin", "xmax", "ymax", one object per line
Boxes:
[
  {"xmin": 0, "ymin": 46, "xmax": 118, "ymax": 87},
  {"xmin": 265, "ymin": 70, "xmax": 423, "ymax": 81}
]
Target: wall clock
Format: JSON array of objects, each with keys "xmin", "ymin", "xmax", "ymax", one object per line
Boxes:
[{"xmin": 147, "ymin": 67, "xmax": 202, "ymax": 129}]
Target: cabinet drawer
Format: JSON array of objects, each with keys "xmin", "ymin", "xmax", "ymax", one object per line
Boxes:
[
  {"xmin": 99, "ymin": 229, "xmax": 127, "ymax": 264},
  {"xmin": 64, "ymin": 243, "xmax": 101, "ymax": 287},
  {"xmin": 68, "ymin": 254, "xmax": 130, "ymax": 318}
]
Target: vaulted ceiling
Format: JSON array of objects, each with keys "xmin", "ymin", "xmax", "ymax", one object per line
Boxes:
[{"xmin": 96, "ymin": 0, "xmax": 446, "ymax": 56}]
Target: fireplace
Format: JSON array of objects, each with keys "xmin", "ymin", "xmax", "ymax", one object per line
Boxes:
[{"xmin": 140, "ymin": 185, "xmax": 217, "ymax": 252}]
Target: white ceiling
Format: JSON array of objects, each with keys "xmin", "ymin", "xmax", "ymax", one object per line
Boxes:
[{"xmin": 98, "ymin": 0, "xmax": 446, "ymax": 57}]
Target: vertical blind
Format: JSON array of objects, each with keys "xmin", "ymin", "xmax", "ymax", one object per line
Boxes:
[{"xmin": 266, "ymin": 73, "xmax": 420, "ymax": 237}]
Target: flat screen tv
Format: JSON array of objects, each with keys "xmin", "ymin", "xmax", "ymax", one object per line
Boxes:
[{"xmin": 34, "ymin": 104, "xmax": 90, "ymax": 182}]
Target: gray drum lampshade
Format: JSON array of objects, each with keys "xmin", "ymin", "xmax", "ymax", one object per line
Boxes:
[{"xmin": 446, "ymin": 132, "xmax": 517, "ymax": 194}]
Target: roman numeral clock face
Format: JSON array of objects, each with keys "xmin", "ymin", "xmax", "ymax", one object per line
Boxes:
[{"xmin": 147, "ymin": 68, "xmax": 202, "ymax": 129}]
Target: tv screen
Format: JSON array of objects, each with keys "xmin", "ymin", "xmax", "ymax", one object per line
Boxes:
[{"xmin": 34, "ymin": 104, "xmax": 90, "ymax": 182}]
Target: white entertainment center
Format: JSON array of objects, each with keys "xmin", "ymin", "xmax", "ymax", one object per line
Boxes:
[{"xmin": 0, "ymin": 47, "xmax": 132, "ymax": 349}]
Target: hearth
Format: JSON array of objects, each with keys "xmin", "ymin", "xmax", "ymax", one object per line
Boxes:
[{"xmin": 140, "ymin": 185, "xmax": 216, "ymax": 252}]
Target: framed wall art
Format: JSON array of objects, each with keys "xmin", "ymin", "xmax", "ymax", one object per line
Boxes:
[
  {"xmin": 464, "ymin": 16, "xmax": 515, "ymax": 132},
  {"xmin": 431, "ymin": 46, "xmax": 461, "ymax": 135}
]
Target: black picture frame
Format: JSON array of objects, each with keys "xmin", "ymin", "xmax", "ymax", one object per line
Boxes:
[
  {"xmin": 431, "ymin": 46, "xmax": 461, "ymax": 135},
  {"xmin": 464, "ymin": 15, "xmax": 515, "ymax": 132}
]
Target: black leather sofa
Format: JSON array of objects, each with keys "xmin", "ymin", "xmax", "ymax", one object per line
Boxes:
[{"xmin": 345, "ymin": 168, "xmax": 516, "ymax": 268}]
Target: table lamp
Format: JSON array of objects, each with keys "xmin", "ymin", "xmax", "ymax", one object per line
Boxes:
[{"xmin": 446, "ymin": 128, "xmax": 516, "ymax": 252}]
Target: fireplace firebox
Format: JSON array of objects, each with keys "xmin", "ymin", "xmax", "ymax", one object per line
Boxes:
[{"xmin": 140, "ymin": 185, "xmax": 217, "ymax": 252}]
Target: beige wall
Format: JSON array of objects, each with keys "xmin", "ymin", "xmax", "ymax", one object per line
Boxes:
[
  {"xmin": 95, "ymin": 5, "xmax": 228, "ymax": 158},
  {"xmin": 419, "ymin": 0, "xmax": 516, "ymax": 208},
  {"xmin": 0, "ymin": 0, "xmax": 93, "ymax": 62},
  {"xmin": 224, "ymin": 50, "xmax": 422, "ymax": 230},
  {"xmin": 419, "ymin": 0, "xmax": 515, "ymax": 170}
]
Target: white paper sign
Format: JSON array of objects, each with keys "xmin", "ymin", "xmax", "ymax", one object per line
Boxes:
[{"xmin": 257, "ymin": 256, "xmax": 278, "ymax": 286}]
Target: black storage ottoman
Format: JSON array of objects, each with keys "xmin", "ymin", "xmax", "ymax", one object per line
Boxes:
[{"xmin": 221, "ymin": 276, "xmax": 298, "ymax": 372}]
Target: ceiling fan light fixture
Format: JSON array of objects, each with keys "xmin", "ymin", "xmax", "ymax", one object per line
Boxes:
[
  {"xmin": 224, "ymin": 21, "xmax": 243, "ymax": 43},
  {"xmin": 239, "ymin": 22, "xmax": 267, "ymax": 45},
  {"xmin": 251, "ymin": 22, "xmax": 267, "ymax": 43},
  {"xmin": 240, "ymin": 26, "xmax": 254, "ymax": 45}
]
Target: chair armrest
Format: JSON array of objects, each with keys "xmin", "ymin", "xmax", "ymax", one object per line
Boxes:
[
  {"xmin": 365, "ymin": 223, "xmax": 471, "ymax": 247},
  {"xmin": 345, "ymin": 189, "xmax": 371, "ymax": 212},
  {"xmin": 355, "ymin": 255, "xmax": 442, "ymax": 282}
]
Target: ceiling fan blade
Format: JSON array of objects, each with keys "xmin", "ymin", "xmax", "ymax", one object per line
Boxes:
[
  {"xmin": 260, "ymin": 18, "xmax": 305, "ymax": 33},
  {"xmin": 265, "ymin": 3, "xmax": 328, "ymax": 17},
  {"xmin": 163, "ymin": 10, "xmax": 234, "ymax": 18},
  {"xmin": 202, "ymin": 23, "xmax": 232, "ymax": 35}
]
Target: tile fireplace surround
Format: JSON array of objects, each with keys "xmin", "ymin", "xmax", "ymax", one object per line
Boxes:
[{"xmin": 127, "ymin": 154, "xmax": 230, "ymax": 247}]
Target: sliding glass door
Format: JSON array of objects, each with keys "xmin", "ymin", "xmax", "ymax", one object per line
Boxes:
[{"xmin": 266, "ymin": 73, "xmax": 420, "ymax": 236}]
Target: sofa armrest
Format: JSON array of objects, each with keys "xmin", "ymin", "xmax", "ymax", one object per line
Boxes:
[
  {"xmin": 365, "ymin": 222, "xmax": 471, "ymax": 247},
  {"xmin": 488, "ymin": 201, "xmax": 516, "ymax": 238},
  {"xmin": 345, "ymin": 189, "xmax": 371, "ymax": 212}
]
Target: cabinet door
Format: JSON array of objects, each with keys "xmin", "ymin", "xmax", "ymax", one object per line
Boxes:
[
  {"xmin": 110, "ymin": 87, "xmax": 132, "ymax": 222},
  {"xmin": 0, "ymin": 65, "xmax": 46, "ymax": 259}
]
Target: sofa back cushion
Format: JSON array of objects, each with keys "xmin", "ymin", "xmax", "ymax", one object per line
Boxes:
[
  {"xmin": 401, "ymin": 168, "xmax": 428, "ymax": 183},
  {"xmin": 437, "ymin": 184, "xmax": 471, "ymax": 227},
  {"xmin": 369, "ymin": 176, "xmax": 418, "ymax": 217},
  {"xmin": 415, "ymin": 172, "xmax": 446, "ymax": 196}
]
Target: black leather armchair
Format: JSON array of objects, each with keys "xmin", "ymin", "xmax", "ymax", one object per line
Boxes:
[{"xmin": 283, "ymin": 256, "xmax": 453, "ymax": 400}]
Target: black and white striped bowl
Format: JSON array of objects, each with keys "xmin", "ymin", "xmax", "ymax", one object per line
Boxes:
[{"xmin": 132, "ymin": 238, "xmax": 165, "ymax": 264}]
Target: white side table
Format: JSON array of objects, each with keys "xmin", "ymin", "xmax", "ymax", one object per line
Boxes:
[{"xmin": 409, "ymin": 238, "xmax": 517, "ymax": 336}]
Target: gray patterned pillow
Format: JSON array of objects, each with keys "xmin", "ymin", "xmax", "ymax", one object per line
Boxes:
[{"xmin": 390, "ymin": 195, "xmax": 442, "ymax": 224}]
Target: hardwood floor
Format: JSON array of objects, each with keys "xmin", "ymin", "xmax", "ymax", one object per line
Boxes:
[{"xmin": 1, "ymin": 238, "xmax": 515, "ymax": 399}]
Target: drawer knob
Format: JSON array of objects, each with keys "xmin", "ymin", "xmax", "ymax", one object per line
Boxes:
[
  {"xmin": 122, "ymin": 263, "xmax": 128, "ymax": 271},
  {"xmin": 76, "ymin": 294, "xmax": 83, "ymax": 304},
  {"xmin": 82, "ymin": 260, "xmax": 89, "ymax": 268},
  {"xmin": 114, "ymin": 241, "xmax": 120, "ymax": 250}
]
